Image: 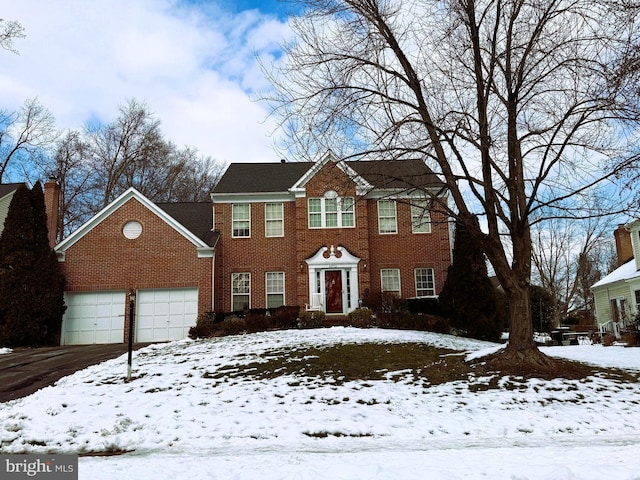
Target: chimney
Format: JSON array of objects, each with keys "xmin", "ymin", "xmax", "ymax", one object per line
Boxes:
[
  {"xmin": 613, "ymin": 224, "xmax": 633, "ymax": 267},
  {"xmin": 43, "ymin": 179, "xmax": 61, "ymax": 247}
]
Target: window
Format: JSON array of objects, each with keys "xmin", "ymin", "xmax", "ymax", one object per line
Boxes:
[
  {"xmin": 265, "ymin": 203, "xmax": 283, "ymax": 237},
  {"xmin": 232, "ymin": 272, "xmax": 250, "ymax": 311},
  {"xmin": 232, "ymin": 204, "xmax": 250, "ymax": 237},
  {"xmin": 377, "ymin": 200, "xmax": 397, "ymax": 234},
  {"xmin": 308, "ymin": 195, "xmax": 355, "ymax": 228},
  {"xmin": 610, "ymin": 297, "xmax": 628, "ymax": 323},
  {"xmin": 122, "ymin": 220, "xmax": 142, "ymax": 239},
  {"xmin": 266, "ymin": 272, "xmax": 285, "ymax": 308},
  {"xmin": 381, "ymin": 269, "xmax": 401, "ymax": 296},
  {"xmin": 411, "ymin": 200, "xmax": 431, "ymax": 234},
  {"xmin": 415, "ymin": 268, "xmax": 435, "ymax": 297}
]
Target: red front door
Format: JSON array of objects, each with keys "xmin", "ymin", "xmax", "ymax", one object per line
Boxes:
[{"xmin": 325, "ymin": 270, "xmax": 343, "ymax": 313}]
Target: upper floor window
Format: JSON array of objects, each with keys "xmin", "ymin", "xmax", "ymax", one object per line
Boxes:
[
  {"xmin": 266, "ymin": 271, "xmax": 285, "ymax": 308},
  {"xmin": 232, "ymin": 204, "xmax": 250, "ymax": 238},
  {"xmin": 415, "ymin": 268, "xmax": 435, "ymax": 297},
  {"xmin": 411, "ymin": 200, "xmax": 432, "ymax": 234},
  {"xmin": 377, "ymin": 200, "xmax": 397, "ymax": 234},
  {"xmin": 265, "ymin": 203, "xmax": 284, "ymax": 237},
  {"xmin": 232, "ymin": 272, "xmax": 250, "ymax": 311},
  {"xmin": 381, "ymin": 268, "xmax": 401, "ymax": 296},
  {"xmin": 308, "ymin": 192, "xmax": 355, "ymax": 229}
]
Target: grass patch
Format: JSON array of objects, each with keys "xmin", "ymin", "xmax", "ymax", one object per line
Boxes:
[
  {"xmin": 212, "ymin": 343, "xmax": 474, "ymax": 385},
  {"xmin": 204, "ymin": 341, "xmax": 639, "ymax": 388}
]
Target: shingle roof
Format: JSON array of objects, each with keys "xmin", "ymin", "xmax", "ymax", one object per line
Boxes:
[
  {"xmin": 0, "ymin": 183, "xmax": 25, "ymax": 199},
  {"xmin": 156, "ymin": 202, "xmax": 218, "ymax": 247},
  {"xmin": 349, "ymin": 159, "xmax": 444, "ymax": 190},
  {"xmin": 212, "ymin": 159, "xmax": 444, "ymax": 194},
  {"xmin": 213, "ymin": 162, "xmax": 313, "ymax": 194}
]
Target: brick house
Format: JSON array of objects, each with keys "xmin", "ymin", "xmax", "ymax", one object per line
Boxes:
[
  {"xmin": 54, "ymin": 188, "xmax": 217, "ymax": 344},
  {"xmin": 51, "ymin": 152, "xmax": 451, "ymax": 344},
  {"xmin": 211, "ymin": 152, "xmax": 452, "ymax": 316}
]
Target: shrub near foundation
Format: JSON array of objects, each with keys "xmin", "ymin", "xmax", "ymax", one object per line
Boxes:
[
  {"xmin": 347, "ymin": 308, "xmax": 374, "ymax": 328},
  {"xmin": 299, "ymin": 311, "xmax": 325, "ymax": 329}
]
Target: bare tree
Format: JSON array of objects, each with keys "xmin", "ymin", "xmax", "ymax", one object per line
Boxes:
[
  {"xmin": 266, "ymin": 0, "xmax": 640, "ymax": 369},
  {"xmin": 531, "ymin": 215, "xmax": 612, "ymax": 328},
  {"xmin": 0, "ymin": 98, "xmax": 58, "ymax": 182},
  {"xmin": 0, "ymin": 18, "xmax": 25, "ymax": 54},
  {"xmin": 84, "ymin": 99, "xmax": 171, "ymax": 208}
]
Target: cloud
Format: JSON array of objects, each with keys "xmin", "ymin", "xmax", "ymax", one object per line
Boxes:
[{"xmin": 0, "ymin": 0, "xmax": 292, "ymax": 165}]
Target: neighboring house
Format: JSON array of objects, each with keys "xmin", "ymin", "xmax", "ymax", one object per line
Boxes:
[
  {"xmin": 592, "ymin": 221, "xmax": 640, "ymax": 338},
  {"xmin": 0, "ymin": 183, "xmax": 26, "ymax": 234},
  {"xmin": 53, "ymin": 152, "xmax": 452, "ymax": 345},
  {"xmin": 211, "ymin": 152, "xmax": 451, "ymax": 315},
  {"xmin": 54, "ymin": 188, "xmax": 217, "ymax": 345}
]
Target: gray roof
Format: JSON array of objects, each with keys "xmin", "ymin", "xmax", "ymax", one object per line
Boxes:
[
  {"xmin": 156, "ymin": 202, "xmax": 218, "ymax": 247},
  {"xmin": 213, "ymin": 162, "xmax": 313, "ymax": 194},
  {"xmin": 0, "ymin": 183, "xmax": 26, "ymax": 199},
  {"xmin": 212, "ymin": 159, "xmax": 444, "ymax": 194}
]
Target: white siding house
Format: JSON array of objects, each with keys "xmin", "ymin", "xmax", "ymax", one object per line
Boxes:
[{"xmin": 592, "ymin": 220, "xmax": 640, "ymax": 338}]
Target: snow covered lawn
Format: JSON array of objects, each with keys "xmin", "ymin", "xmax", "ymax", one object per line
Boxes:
[{"xmin": 1, "ymin": 327, "xmax": 639, "ymax": 479}]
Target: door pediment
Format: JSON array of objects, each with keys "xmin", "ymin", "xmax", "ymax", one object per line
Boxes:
[{"xmin": 305, "ymin": 245, "xmax": 361, "ymax": 268}]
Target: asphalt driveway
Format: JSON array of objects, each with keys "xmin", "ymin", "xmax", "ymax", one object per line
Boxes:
[{"xmin": 0, "ymin": 343, "xmax": 149, "ymax": 403}]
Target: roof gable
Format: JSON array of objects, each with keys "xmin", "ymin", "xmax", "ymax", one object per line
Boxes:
[
  {"xmin": 290, "ymin": 151, "xmax": 372, "ymax": 195},
  {"xmin": 56, "ymin": 188, "xmax": 215, "ymax": 258}
]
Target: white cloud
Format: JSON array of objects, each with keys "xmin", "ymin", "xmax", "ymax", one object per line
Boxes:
[{"xmin": 0, "ymin": 0, "xmax": 292, "ymax": 165}]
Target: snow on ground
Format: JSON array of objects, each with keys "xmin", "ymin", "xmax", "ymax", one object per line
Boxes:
[
  {"xmin": 0, "ymin": 347, "xmax": 11, "ymax": 355},
  {"xmin": 1, "ymin": 327, "xmax": 640, "ymax": 480}
]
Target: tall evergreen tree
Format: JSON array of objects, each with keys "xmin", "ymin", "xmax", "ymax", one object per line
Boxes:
[
  {"xmin": 439, "ymin": 215, "xmax": 504, "ymax": 342},
  {"xmin": 0, "ymin": 183, "xmax": 65, "ymax": 346}
]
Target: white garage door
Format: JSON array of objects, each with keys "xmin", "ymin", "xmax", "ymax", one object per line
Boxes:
[
  {"xmin": 136, "ymin": 288, "xmax": 198, "ymax": 342},
  {"xmin": 62, "ymin": 291, "xmax": 126, "ymax": 345}
]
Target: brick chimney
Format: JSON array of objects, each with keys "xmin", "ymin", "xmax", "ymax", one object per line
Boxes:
[
  {"xmin": 613, "ymin": 224, "xmax": 633, "ymax": 267},
  {"xmin": 43, "ymin": 179, "xmax": 61, "ymax": 247}
]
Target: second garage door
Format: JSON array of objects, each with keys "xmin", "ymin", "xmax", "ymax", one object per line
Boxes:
[{"xmin": 136, "ymin": 288, "xmax": 198, "ymax": 342}]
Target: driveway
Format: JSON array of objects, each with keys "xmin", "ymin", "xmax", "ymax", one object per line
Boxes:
[{"xmin": 0, "ymin": 343, "xmax": 149, "ymax": 403}]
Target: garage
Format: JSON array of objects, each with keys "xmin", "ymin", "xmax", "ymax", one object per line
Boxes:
[
  {"xmin": 61, "ymin": 291, "xmax": 126, "ymax": 345},
  {"xmin": 135, "ymin": 288, "xmax": 198, "ymax": 343}
]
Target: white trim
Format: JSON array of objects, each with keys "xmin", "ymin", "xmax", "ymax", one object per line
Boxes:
[
  {"xmin": 290, "ymin": 151, "xmax": 373, "ymax": 197},
  {"xmin": 265, "ymin": 271, "xmax": 285, "ymax": 308},
  {"xmin": 55, "ymin": 187, "xmax": 214, "ymax": 259},
  {"xmin": 231, "ymin": 203, "xmax": 251, "ymax": 238},
  {"xmin": 264, "ymin": 202, "xmax": 284, "ymax": 238},
  {"xmin": 377, "ymin": 200, "xmax": 398, "ymax": 234},
  {"xmin": 305, "ymin": 245, "xmax": 361, "ymax": 314}
]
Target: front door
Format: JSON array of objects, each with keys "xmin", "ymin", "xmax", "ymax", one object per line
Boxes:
[{"xmin": 325, "ymin": 270, "xmax": 343, "ymax": 313}]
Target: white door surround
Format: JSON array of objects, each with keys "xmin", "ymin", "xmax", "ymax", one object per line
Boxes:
[{"xmin": 305, "ymin": 245, "xmax": 361, "ymax": 314}]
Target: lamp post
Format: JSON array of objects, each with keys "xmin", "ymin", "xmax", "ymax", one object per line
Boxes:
[{"xmin": 127, "ymin": 289, "xmax": 136, "ymax": 382}]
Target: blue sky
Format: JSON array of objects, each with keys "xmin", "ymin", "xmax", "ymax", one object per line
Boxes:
[{"xmin": 0, "ymin": 0, "xmax": 299, "ymax": 173}]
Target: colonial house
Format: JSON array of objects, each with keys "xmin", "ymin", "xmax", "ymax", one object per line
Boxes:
[
  {"xmin": 50, "ymin": 152, "xmax": 452, "ymax": 345},
  {"xmin": 592, "ymin": 221, "xmax": 640, "ymax": 338},
  {"xmin": 211, "ymin": 152, "xmax": 451, "ymax": 316}
]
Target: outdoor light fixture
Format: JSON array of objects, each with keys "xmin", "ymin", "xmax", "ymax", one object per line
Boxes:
[{"xmin": 127, "ymin": 289, "xmax": 136, "ymax": 382}]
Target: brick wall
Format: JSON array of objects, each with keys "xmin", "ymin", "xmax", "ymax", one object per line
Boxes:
[
  {"xmin": 60, "ymin": 198, "xmax": 213, "ymax": 326},
  {"xmin": 214, "ymin": 161, "xmax": 451, "ymax": 312}
]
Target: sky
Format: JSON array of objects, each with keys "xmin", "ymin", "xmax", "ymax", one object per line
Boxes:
[
  {"xmin": 1, "ymin": 328, "xmax": 640, "ymax": 479},
  {"xmin": 0, "ymin": 0, "xmax": 299, "ymax": 173}
]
